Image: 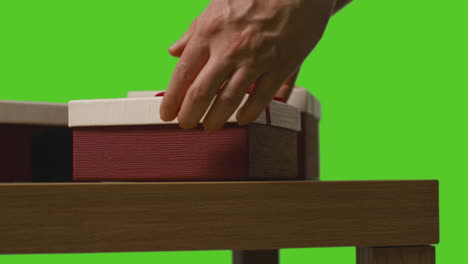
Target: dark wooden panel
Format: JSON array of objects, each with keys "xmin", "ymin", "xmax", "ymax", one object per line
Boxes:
[
  {"xmin": 0, "ymin": 180, "xmax": 438, "ymax": 254},
  {"xmin": 357, "ymin": 246, "xmax": 435, "ymax": 264},
  {"xmin": 334, "ymin": 0, "xmax": 353, "ymax": 14},
  {"xmin": 1, "ymin": 125, "xmax": 42, "ymax": 182},
  {"xmin": 31, "ymin": 128, "xmax": 73, "ymax": 182},
  {"xmin": 248, "ymin": 124, "xmax": 298, "ymax": 180},
  {"xmin": 298, "ymin": 113, "xmax": 319, "ymax": 180},
  {"xmin": 0, "ymin": 125, "xmax": 71, "ymax": 182},
  {"xmin": 233, "ymin": 250, "xmax": 278, "ymax": 264}
]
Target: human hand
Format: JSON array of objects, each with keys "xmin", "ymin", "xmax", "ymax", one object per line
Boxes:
[
  {"xmin": 160, "ymin": 0, "xmax": 336, "ymax": 132},
  {"xmin": 168, "ymin": 20, "xmax": 300, "ymax": 102}
]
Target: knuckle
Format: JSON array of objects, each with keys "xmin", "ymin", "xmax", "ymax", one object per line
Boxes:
[
  {"xmin": 226, "ymin": 30, "xmax": 254, "ymax": 58},
  {"xmin": 189, "ymin": 18, "xmax": 198, "ymax": 33},
  {"xmin": 198, "ymin": 15, "xmax": 225, "ymax": 38},
  {"xmin": 265, "ymin": 45, "xmax": 280, "ymax": 61},
  {"xmin": 218, "ymin": 91, "xmax": 239, "ymax": 106},
  {"xmin": 187, "ymin": 86, "xmax": 208, "ymax": 103},
  {"xmin": 225, "ymin": 28, "xmax": 266, "ymax": 62},
  {"xmin": 255, "ymin": 42, "xmax": 280, "ymax": 66},
  {"xmin": 254, "ymin": 89, "xmax": 274, "ymax": 104},
  {"xmin": 176, "ymin": 61, "xmax": 196, "ymax": 87}
]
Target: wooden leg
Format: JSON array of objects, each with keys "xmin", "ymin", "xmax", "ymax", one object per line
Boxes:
[
  {"xmin": 357, "ymin": 246, "xmax": 435, "ymax": 264},
  {"xmin": 233, "ymin": 250, "xmax": 279, "ymax": 264}
]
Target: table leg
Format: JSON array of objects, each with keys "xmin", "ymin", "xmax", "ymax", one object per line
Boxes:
[
  {"xmin": 357, "ymin": 246, "xmax": 435, "ymax": 264},
  {"xmin": 232, "ymin": 250, "xmax": 279, "ymax": 264}
]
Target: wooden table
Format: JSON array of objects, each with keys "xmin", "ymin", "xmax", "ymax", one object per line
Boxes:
[{"xmin": 0, "ymin": 180, "xmax": 439, "ymax": 264}]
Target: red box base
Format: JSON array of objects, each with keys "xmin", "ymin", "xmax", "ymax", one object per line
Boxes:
[{"xmin": 73, "ymin": 124, "xmax": 250, "ymax": 181}]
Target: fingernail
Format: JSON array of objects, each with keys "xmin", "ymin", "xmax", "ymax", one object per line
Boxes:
[
  {"xmin": 235, "ymin": 112, "xmax": 246, "ymax": 126},
  {"xmin": 160, "ymin": 112, "xmax": 168, "ymax": 121},
  {"xmin": 169, "ymin": 41, "xmax": 179, "ymax": 51},
  {"xmin": 160, "ymin": 110, "xmax": 174, "ymax": 122},
  {"xmin": 203, "ymin": 123, "xmax": 216, "ymax": 133},
  {"xmin": 236, "ymin": 118, "xmax": 248, "ymax": 126}
]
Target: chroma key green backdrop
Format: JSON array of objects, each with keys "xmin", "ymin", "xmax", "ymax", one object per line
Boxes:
[{"xmin": 1, "ymin": 0, "xmax": 467, "ymax": 263}]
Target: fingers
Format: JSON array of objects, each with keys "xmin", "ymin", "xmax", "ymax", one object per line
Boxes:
[
  {"xmin": 236, "ymin": 73, "xmax": 283, "ymax": 126},
  {"xmin": 168, "ymin": 19, "xmax": 197, "ymax": 57},
  {"xmin": 275, "ymin": 68, "xmax": 300, "ymax": 100},
  {"xmin": 177, "ymin": 59, "xmax": 233, "ymax": 129},
  {"xmin": 160, "ymin": 41, "xmax": 209, "ymax": 121},
  {"xmin": 203, "ymin": 68, "xmax": 259, "ymax": 132}
]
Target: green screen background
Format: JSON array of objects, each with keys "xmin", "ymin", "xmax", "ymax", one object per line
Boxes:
[{"xmin": 0, "ymin": 0, "xmax": 466, "ymax": 263}]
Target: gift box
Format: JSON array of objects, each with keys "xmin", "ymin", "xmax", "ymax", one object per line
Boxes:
[
  {"xmin": 69, "ymin": 94, "xmax": 306, "ymax": 182},
  {"xmin": 128, "ymin": 87, "xmax": 322, "ymax": 180},
  {"xmin": 287, "ymin": 88, "xmax": 321, "ymax": 180},
  {"xmin": 0, "ymin": 100, "xmax": 71, "ymax": 182}
]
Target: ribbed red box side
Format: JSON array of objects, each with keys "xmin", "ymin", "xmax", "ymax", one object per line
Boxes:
[{"xmin": 73, "ymin": 124, "xmax": 250, "ymax": 181}]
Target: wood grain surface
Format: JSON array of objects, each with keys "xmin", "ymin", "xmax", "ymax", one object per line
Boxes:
[
  {"xmin": 357, "ymin": 246, "xmax": 435, "ymax": 264},
  {"xmin": 0, "ymin": 180, "xmax": 438, "ymax": 254}
]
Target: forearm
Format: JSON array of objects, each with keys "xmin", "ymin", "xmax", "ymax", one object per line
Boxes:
[
  {"xmin": 276, "ymin": 0, "xmax": 352, "ymax": 101},
  {"xmin": 333, "ymin": 0, "xmax": 352, "ymax": 14}
]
